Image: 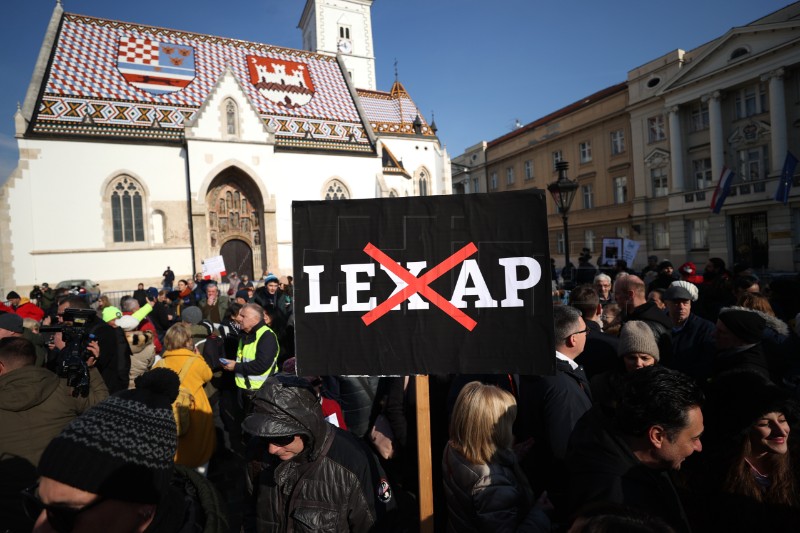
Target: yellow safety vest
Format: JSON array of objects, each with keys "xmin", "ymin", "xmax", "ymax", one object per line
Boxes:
[{"xmin": 235, "ymin": 324, "xmax": 279, "ymax": 390}]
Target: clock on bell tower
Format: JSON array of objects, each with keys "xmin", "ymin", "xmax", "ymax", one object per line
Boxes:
[{"xmin": 298, "ymin": 0, "xmax": 376, "ymax": 90}]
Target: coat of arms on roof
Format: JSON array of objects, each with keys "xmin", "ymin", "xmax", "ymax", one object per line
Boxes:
[
  {"xmin": 246, "ymin": 56, "xmax": 315, "ymax": 109},
  {"xmin": 117, "ymin": 37, "xmax": 196, "ymax": 95}
]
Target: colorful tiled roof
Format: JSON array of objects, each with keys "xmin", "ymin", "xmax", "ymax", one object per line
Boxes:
[
  {"xmin": 31, "ymin": 13, "xmax": 372, "ymax": 152},
  {"xmin": 357, "ymin": 81, "xmax": 435, "ymax": 137}
]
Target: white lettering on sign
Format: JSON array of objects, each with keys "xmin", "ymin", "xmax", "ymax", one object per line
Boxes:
[{"xmin": 304, "ymin": 257, "xmax": 542, "ymax": 314}]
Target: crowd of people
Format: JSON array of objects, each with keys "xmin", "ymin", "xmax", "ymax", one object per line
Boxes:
[{"xmin": 1, "ymin": 256, "xmax": 799, "ymax": 532}]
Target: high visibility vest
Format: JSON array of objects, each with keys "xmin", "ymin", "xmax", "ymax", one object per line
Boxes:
[{"xmin": 234, "ymin": 325, "xmax": 280, "ymax": 390}]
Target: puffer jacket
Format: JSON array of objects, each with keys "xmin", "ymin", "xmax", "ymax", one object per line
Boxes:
[
  {"xmin": 442, "ymin": 446, "xmax": 550, "ymax": 533},
  {"xmin": 125, "ymin": 329, "xmax": 156, "ymax": 389},
  {"xmin": 242, "ymin": 375, "xmax": 395, "ymax": 533}
]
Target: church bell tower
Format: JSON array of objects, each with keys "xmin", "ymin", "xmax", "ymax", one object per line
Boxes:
[{"xmin": 298, "ymin": 0, "xmax": 376, "ymax": 90}]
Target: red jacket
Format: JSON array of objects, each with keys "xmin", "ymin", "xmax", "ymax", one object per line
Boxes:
[{"xmin": 14, "ymin": 300, "xmax": 45, "ymax": 321}]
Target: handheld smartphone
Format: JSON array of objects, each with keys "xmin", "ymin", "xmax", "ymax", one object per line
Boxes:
[{"xmin": 219, "ymin": 358, "xmax": 229, "ymax": 365}]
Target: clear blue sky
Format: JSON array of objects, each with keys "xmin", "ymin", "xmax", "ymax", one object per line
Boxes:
[{"xmin": 0, "ymin": 0, "xmax": 792, "ymax": 183}]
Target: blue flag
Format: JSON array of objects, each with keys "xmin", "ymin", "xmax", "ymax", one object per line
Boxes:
[{"xmin": 775, "ymin": 151, "xmax": 798, "ymax": 205}]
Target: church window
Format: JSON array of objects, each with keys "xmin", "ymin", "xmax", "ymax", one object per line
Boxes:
[
  {"xmin": 339, "ymin": 26, "xmax": 351, "ymax": 39},
  {"xmin": 324, "ymin": 179, "xmax": 350, "ymax": 200},
  {"xmin": 420, "ymin": 176, "xmax": 429, "ymax": 196},
  {"xmin": 108, "ymin": 176, "xmax": 146, "ymax": 243},
  {"xmin": 224, "ymin": 99, "xmax": 239, "ymax": 137}
]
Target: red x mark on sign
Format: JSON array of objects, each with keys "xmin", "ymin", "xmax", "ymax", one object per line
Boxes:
[{"xmin": 361, "ymin": 241, "xmax": 479, "ymax": 331}]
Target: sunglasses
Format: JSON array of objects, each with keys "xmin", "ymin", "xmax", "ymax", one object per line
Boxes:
[
  {"xmin": 265, "ymin": 435, "xmax": 296, "ymax": 447},
  {"xmin": 22, "ymin": 482, "xmax": 106, "ymax": 532}
]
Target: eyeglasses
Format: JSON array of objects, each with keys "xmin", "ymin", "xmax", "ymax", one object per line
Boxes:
[
  {"xmin": 22, "ymin": 482, "xmax": 107, "ymax": 532},
  {"xmin": 565, "ymin": 328, "xmax": 589, "ymax": 340},
  {"xmin": 265, "ymin": 435, "xmax": 296, "ymax": 447}
]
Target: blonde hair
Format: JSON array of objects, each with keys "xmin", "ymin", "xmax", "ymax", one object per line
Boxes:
[
  {"xmin": 163, "ymin": 322, "xmax": 194, "ymax": 352},
  {"xmin": 449, "ymin": 381, "xmax": 517, "ymax": 464}
]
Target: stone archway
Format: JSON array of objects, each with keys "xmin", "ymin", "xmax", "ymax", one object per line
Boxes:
[{"xmin": 204, "ymin": 168, "xmax": 266, "ymax": 278}]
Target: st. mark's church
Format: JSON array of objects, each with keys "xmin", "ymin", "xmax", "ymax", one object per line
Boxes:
[{"xmin": 2, "ymin": 0, "xmax": 450, "ymax": 291}]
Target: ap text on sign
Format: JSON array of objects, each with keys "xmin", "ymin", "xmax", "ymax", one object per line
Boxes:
[{"xmin": 292, "ymin": 191, "xmax": 555, "ymax": 376}]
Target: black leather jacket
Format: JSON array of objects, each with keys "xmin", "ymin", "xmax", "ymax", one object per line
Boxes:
[{"xmin": 243, "ymin": 376, "xmax": 395, "ymax": 532}]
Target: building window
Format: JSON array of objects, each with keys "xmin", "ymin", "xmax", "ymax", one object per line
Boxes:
[
  {"xmin": 689, "ymin": 218, "xmax": 709, "ymax": 250},
  {"xmin": 225, "ymin": 99, "xmax": 238, "ymax": 136},
  {"xmin": 738, "ymin": 146, "xmax": 769, "ymax": 181},
  {"xmin": 110, "ymin": 176, "xmax": 145, "ymax": 243},
  {"xmin": 647, "ymin": 115, "xmax": 666, "ymax": 143},
  {"xmin": 611, "ymin": 129, "xmax": 625, "ymax": 155},
  {"xmin": 652, "ymin": 222, "xmax": 669, "ymax": 249},
  {"xmin": 651, "ymin": 167, "xmax": 668, "ymax": 197},
  {"xmin": 338, "ymin": 26, "xmax": 351, "ymax": 39},
  {"xmin": 490, "ymin": 172, "xmax": 498, "ymax": 190},
  {"xmin": 472, "ymin": 177, "xmax": 480, "ymax": 193},
  {"xmin": 524, "ymin": 160, "xmax": 534, "ymax": 181},
  {"xmin": 735, "ymin": 84, "xmax": 768, "ymax": 119},
  {"xmin": 579, "ymin": 141, "xmax": 592, "ymax": 163},
  {"xmin": 613, "ymin": 176, "xmax": 627, "ymax": 204},
  {"xmin": 582, "ymin": 184, "xmax": 594, "ymax": 209},
  {"xmin": 692, "ymin": 158, "xmax": 713, "ymax": 190},
  {"xmin": 556, "ymin": 232, "xmax": 565, "ymax": 254},
  {"xmin": 506, "ymin": 167, "xmax": 515, "ymax": 185},
  {"xmin": 616, "ymin": 226, "xmax": 630, "ymax": 239},
  {"xmin": 324, "ymin": 178, "xmax": 350, "ymax": 200},
  {"xmin": 690, "ymin": 102, "xmax": 709, "ymax": 132},
  {"xmin": 584, "ymin": 229, "xmax": 595, "ymax": 253},
  {"xmin": 552, "ymin": 150, "xmax": 563, "ymax": 170}
]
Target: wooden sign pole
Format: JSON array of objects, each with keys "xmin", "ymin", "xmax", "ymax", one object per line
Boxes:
[{"xmin": 415, "ymin": 375, "xmax": 434, "ymax": 533}]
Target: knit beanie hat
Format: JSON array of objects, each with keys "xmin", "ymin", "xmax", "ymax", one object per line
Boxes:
[
  {"xmin": 718, "ymin": 308, "xmax": 766, "ymax": 344},
  {"xmin": 264, "ymin": 273, "xmax": 279, "ymax": 284},
  {"xmin": 618, "ymin": 320, "xmax": 660, "ymax": 361},
  {"xmin": 181, "ymin": 306, "xmax": 202, "ymax": 325},
  {"xmin": 38, "ymin": 368, "xmax": 179, "ymax": 503}
]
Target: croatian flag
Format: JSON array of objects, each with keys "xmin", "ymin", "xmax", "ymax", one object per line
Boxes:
[
  {"xmin": 710, "ymin": 166, "xmax": 734, "ymax": 214},
  {"xmin": 774, "ymin": 151, "xmax": 798, "ymax": 205},
  {"xmin": 117, "ymin": 37, "xmax": 196, "ymax": 95}
]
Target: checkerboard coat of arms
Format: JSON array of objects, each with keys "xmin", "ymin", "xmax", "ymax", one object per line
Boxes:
[
  {"xmin": 117, "ymin": 37, "xmax": 196, "ymax": 95},
  {"xmin": 246, "ymin": 55, "xmax": 315, "ymax": 108}
]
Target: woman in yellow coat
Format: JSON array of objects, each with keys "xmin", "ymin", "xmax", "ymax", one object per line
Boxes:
[{"xmin": 156, "ymin": 322, "xmax": 216, "ymax": 468}]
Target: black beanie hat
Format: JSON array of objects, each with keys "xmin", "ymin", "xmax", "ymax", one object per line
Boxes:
[
  {"xmin": 38, "ymin": 368, "xmax": 179, "ymax": 503},
  {"xmin": 718, "ymin": 308, "xmax": 766, "ymax": 344}
]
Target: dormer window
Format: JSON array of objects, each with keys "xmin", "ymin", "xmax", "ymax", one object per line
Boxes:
[{"xmin": 730, "ymin": 47, "xmax": 749, "ymax": 61}]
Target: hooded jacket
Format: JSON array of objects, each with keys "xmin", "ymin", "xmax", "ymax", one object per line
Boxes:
[{"xmin": 243, "ymin": 375, "xmax": 394, "ymax": 532}]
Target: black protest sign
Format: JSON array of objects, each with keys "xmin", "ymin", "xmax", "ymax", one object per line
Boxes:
[{"xmin": 292, "ymin": 191, "xmax": 554, "ymax": 376}]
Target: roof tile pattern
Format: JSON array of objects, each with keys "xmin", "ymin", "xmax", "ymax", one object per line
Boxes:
[
  {"xmin": 33, "ymin": 14, "xmax": 371, "ymax": 151},
  {"xmin": 357, "ymin": 82, "xmax": 434, "ymax": 137}
]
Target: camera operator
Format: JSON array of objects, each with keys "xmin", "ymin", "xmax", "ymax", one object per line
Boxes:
[
  {"xmin": 0, "ymin": 336, "xmax": 108, "ymax": 531},
  {"xmin": 44, "ymin": 296, "xmax": 129, "ymax": 394}
]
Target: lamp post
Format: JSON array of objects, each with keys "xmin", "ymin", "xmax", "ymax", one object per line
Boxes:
[{"xmin": 547, "ymin": 161, "xmax": 579, "ymax": 269}]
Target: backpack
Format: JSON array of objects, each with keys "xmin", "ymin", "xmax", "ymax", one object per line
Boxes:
[{"xmin": 156, "ymin": 356, "xmax": 197, "ymax": 437}]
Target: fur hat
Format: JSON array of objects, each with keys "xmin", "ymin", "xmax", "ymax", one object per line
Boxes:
[
  {"xmin": 665, "ymin": 280, "xmax": 699, "ymax": 302},
  {"xmin": 618, "ymin": 320, "xmax": 660, "ymax": 361},
  {"xmin": 38, "ymin": 369, "xmax": 179, "ymax": 503},
  {"xmin": 0, "ymin": 313, "xmax": 24, "ymax": 333},
  {"xmin": 116, "ymin": 314, "xmax": 140, "ymax": 332},
  {"xmin": 718, "ymin": 308, "xmax": 767, "ymax": 344},
  {"xmin": 101, "ymin": 306, "xmax": 122, "ymax": 323}
]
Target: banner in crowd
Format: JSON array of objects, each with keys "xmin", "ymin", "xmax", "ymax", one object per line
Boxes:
[
  {"xmin": 202, "ymin": 255, "xmax": 226, "ymax": 279},
  {"xmin": 292, "ymin": 191, "xmax": 555, "ymax": 376}
]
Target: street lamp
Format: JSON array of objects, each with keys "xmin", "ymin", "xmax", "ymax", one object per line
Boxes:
[{"xmin": 547, "ymin": 161, "xmax": 579, "ymax": 269}]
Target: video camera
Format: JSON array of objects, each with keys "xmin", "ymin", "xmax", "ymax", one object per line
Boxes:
[{"xmin": 40, "ymin": 308, "xmax": 99, "ymax": 397}]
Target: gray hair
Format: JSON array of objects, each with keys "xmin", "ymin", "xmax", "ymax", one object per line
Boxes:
[
  {"xmin": 553, "ymin": 305, "xmax": 583, "ymax": 348},
  {"xmin": 594, "ymin": 273, "xmax": 611, "ymax": 284}
]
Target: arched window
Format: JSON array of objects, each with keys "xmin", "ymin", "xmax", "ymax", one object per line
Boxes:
[
  {"xmin": 109, "ymin": 176, "xmax": 145, "ymax": 242},
  {"xmin": 415, "ymin": 167, "xmax": 431, "ymax": 196},
  {"xmin": 419, "ymin": 175, "xmax": 429, "ymax": 196},
  {"xmin": 324, "ymin": 179, "xmax": 350, "ymax": 200},
  {"xmin": 225, "ymin": 99, "xmax": 239, "ymax": 136}
]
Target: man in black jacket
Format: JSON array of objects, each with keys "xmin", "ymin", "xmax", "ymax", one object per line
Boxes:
[
  {"xmin": 243, "ymin": 375, "xmax": 395, "ymax": 531},
  {"xmin": 663, "ymin": 281, "xmax": 716, "ymax": 381},
  {"xmin": 567, "ymin": 366, "xmax": 704, "ymax": 533},
  {"xmin": 570, "ymin": 284, "xmax": 619, "ymax": 379},
  {"xmin": 518, "ymin": 305, "xmax": 592, "ymax": 509}
]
